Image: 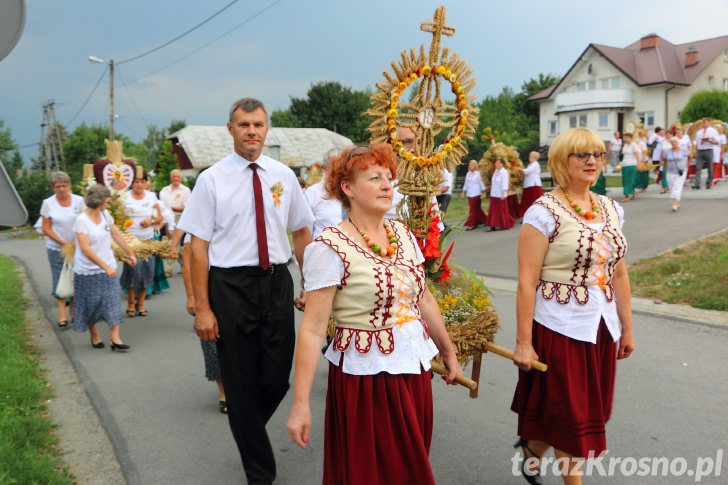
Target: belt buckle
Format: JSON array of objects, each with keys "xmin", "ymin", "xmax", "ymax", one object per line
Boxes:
[{"xmin": 268, "ymin": 265, "xmax": 276, "ymax": 274}]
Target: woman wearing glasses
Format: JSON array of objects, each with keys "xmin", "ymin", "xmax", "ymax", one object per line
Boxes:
[
  {"xmin": 511, "ymin": 128, "xmax": 635, "ymax": 484},
  {"xmin": 287, "ymin": 144, "xmax": 462, "ymax": 484}
]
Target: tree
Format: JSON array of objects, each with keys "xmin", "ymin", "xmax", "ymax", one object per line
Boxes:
[
  {"xmin": 154, "ymin": 140, "xmax": 179, "ymax": 191},
  {"xmin": 272, "ymin": 81, "xmax": 373, "ymax": 143},
  {"xmin": 680, "ymin": 90, "xmax": 728, "ymax": 124},
  {"xmin": 0, "ymin": 119, "xmax": 19, "ymax": 164},
  {"xmin": 13, "ymin": 171, "xmax": 53, "ymax": 224},
  {"xmin": 62, "ymin": 123, "xmax": 110, "ymax": 184}
]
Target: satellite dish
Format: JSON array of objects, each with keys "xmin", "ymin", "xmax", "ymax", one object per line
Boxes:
[{"xmin": 0, "ymin": 0, "xmax": 26, "ymax": 62}]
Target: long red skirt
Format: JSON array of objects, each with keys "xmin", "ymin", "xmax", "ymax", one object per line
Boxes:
[
  {"xmin": 507, "ymin": 193, "xmax": 520, "ymax": 219},
  {"xmin": 323, "ymin": 363, "xmax": 435, "ymax": 485},
  {"xmin": 464, "ymin": 196, "xmax": 488, "ymax": 228},
  {"xmin": 486, "ymin": 197, "xmax": 515, "ymax": 229},
  {"xmin": 511, "ymin": 320, "xmax": 618, "ymax": 458},
  {"xmin": 519, "ymin": 186, "xmax": 543, "ymax": 217}
]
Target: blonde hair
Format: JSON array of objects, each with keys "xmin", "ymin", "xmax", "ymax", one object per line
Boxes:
[
  {"xmin": 548, "ymin": 128, "xmax": 605, "ymax": 188},
  {"xmin": 529, "ymin": 151, "xmax": 540, "ymax": 160}
]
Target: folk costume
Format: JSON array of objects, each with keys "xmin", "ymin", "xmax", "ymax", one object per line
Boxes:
[
  {"xmin": 486, "ymin": 167, "xmax": 515, "ymax": 230},
  {"xmin": 462, "ymin": 170, "xmax": 488, "ymax": 229},
  {"xmin": 304, "ymin": 219, "xmax": 438, "ymax": 485},
  {"xmin": 511, "ymin": 192, "xmax": 627, "ymax": 458},
  {"xmin": 519, "ymin": 160, "xmax": 543, "ymax": 216}
]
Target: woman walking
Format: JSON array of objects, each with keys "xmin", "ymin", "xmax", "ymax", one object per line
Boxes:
[
  {"xmin": 461, "ymin": 159, "xmax": 488, "ymax": 230},
  {"xmin": 619, "ymin": 132, "xmax": 641, "ymax": 202},
  {"xmin": 40, "ymin": 171, "xmax": 86, "ymax": 328},
  {"xmin": 73, "ymin": 184, "xmax": 137, "ymax": 350},
  {"xmin": 663, "ymin": 137, "xmax": 689, "ymax": 212}
]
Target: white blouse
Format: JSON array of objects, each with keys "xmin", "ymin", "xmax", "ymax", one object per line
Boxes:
[
  {"xmin": 303, "ymin": 236, "xmax": 438, "ymax": 376},
  {"xmin": 74, "ymin": 211, "xmax": 117, "ymax": 275},
  {"xmin": 523, "ymin": 203, "xmax": 626, "ymax": 344},
  {"xmin": 40, "ymin": 194, "xmax": 86, "ymax": 250},
  {"xmin": 490, "ymin": 167, "xmax": 510, "ymax": 197},
  {"xmin": 125, "ymin": 190, "xmax": 159, "ymax": 240},
  {"xmin": 523, "ymin": 162, "xmax": 542, "ymax": 188},
  {"xmin": 462, "ymin": 171, "xmax": 485, "ymax": 197}
]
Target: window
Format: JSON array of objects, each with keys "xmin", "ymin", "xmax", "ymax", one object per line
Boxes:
[
  {"xmin": 708, "ymin": 76, "xmax": 714, "ymax": 90},
  {"xmin": 549, "ymin": 121, "xmax": 557, "ymax": 135},
  {"xmin": 637, "ymin": 111, "xmax": 655, "ymax": 127},
  {"xmin": 588, "ymin": 80, "xmax": 596, "ymax": 90},
  {"xmin": 569, "ymin": 115, "xmax": 587, "ymax": 128},
  {"xmin": 724, "ymin": 79, "xmax": 728, "ymax": 91},
  {"xmin": 598, "ymin": 113, "xmax": 609, "ymax": 128},
  {"xmin": 577, "ymin": 81, "xmax": 586, "ymax": 91},
  {"xmin": 611, "ymin": 77, "xmax": 620, "ymax": 89},
  {"xmin": 600, "ymin": 79, "xmax": 609, "ymax": 90},
  {"xmin": 600, "ymin": 77, "xmax": 619, "ymax": 89}
]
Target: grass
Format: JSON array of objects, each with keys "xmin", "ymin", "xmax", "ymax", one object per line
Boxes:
[
  {"xmin": 627, "ymin": 231, "xmax": 728, "ymax": 311},
  {"xmin": 0, "ymin": 255, "xmax": 73, "ymax": 484}
]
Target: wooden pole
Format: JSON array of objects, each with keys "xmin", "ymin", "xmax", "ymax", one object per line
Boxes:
[
  {"xmin": 484, "ymin": 341, "xmax": 547, "ymax": 372},
  {"xmin": 430, "ymin": 361, "xmax": 477, "ymax": 391}
]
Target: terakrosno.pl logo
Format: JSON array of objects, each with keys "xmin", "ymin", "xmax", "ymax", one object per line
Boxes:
[{"xmin": 512, "ymin": 449, "xmax": 723, "ymax": 482}]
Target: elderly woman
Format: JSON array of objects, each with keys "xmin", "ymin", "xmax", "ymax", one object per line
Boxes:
[
  {"xmin": 511, "ymin": 128, "xmax": 635, "ymax": 485},
  {"xmin": 663, "ymin": 137, "xmax": 689, "ymax": 212},
  {"xmin": 286, "ymin": 144, "xmax": 462, "ymax": 484},
  {"xmin": 73, "ymin": 184, "xmax": 137, "ymax": 350},
  {"xmin": 40, "ymin": 171, "xmax": 86, "ymax": 328},
  {"xmin": 461, "ymin": 159, "xmax": 488, "ymax": 230},
  {"xmin": 121, "ymin": 173, "xmax": 162, "ymax": 317}
]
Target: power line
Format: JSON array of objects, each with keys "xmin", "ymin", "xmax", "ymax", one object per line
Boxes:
[
  {"xmin": 116, "ymin": 65, "xmax": 148, "ymax": 126},
  {"xmin": 129, "ymin": 0, "xmax": 284, "ymax": 84},
  {"xmin": 117, "ymin": 0, "xmax": 239, "ymax": 65},
  {"xmin": 64, "ymin": 65, "xmax": 108, "ymax": 127}
]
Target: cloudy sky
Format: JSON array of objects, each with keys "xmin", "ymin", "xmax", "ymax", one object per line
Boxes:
[{"xmin": 2, "ymin": 0, "xmax": 728, "ymax": 164}]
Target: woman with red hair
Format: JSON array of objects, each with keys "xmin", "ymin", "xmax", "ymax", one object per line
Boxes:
[{"xmin": 287, "ymin": 143, "xmax": 462, "ymax": 485}]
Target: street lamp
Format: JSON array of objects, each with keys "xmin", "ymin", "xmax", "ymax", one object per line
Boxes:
[{"xmin": 88, "ymin": 55, "xmax": 115, "ymax": 140}]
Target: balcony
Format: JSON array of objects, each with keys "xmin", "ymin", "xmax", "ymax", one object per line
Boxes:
[{"xmin": 554, "ymin": 89, "xmax": 634, "ymax": 114}]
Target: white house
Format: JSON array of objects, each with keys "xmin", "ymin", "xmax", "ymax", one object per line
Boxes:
[{"xmin": 530, "ymin": 33, "xmax": 728, "ymax": 145}]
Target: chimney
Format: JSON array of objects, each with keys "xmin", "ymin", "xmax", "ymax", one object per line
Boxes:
[
  {"xmin": 640, "ymin": 33, "xmax": 659, "ymax": 50},
  {"xmin": 685, "ymin": 46, "xmax": 699, "ymax": 67}
]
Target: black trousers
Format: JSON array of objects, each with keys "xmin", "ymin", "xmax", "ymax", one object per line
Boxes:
[
  {"xmin": 436, "ymin": 193, "xmax": 452, "ymax": 213},
  {"xmin": 209, "ymin": 264, "xmax": 295, "ymax": 485},
  {"xmin": 695, "ymin": 149, "xmax": 713, "ymax": 188}
]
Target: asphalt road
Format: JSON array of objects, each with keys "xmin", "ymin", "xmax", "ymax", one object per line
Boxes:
[{"xmin": 2, "ymin": 181, "xmax": 727, "ymax": 484}]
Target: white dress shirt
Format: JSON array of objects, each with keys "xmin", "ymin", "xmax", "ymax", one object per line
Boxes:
[
  {"xmin": 522, "ymin": 161, "xmax": 542, "ymax": 188},
  {"xmin": 304, "ymin": 178, "xmax": 343, "ymax": 238},
  {"xmin": 695, "ymin": 126, "xmax": 720, "ymax": 151},
  {"xmin": 159, "ymin": 183, "xmax": 191, "ymax": 223},
  {"xmin": 178, "ymin": 152, "xmax": 313, "ymax": 267},
  {"xmin": 439, "ymin": 169, "xmax": 454, "ymax": 195}
]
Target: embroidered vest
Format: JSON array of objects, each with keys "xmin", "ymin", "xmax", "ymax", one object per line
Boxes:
[
  {"xmin": 535, "ymin": 193, "xmax": 627, "ymax": 304},
  {"xmin": 315, "ymin": 220, "xmax": 427, "ymax": 354}
]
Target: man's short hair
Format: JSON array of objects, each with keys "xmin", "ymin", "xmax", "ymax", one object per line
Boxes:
[
  {"xmin": 229, "ymin": 98, "xmax": 267, "ymax": 122},
  {"xmin": 170, "ymin": 169, "xmax": 182, "ymax": 176}
]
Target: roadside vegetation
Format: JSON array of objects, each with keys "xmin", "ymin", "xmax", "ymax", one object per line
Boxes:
[{"xmin": 0, "ymin": 255, "xmax": 73, "ymax": 484}]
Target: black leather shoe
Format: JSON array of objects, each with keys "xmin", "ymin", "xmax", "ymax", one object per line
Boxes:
[
  {"xmin": 90, "ymin": 338, "xmax": 105, "ymax": 349},
  {"xmin": 110, "ymin": 341, "xmax": 130, "ymax": 351},
  {"xmin": 514, "ymin": 438, "xmax": 543, "ymax": 485}
]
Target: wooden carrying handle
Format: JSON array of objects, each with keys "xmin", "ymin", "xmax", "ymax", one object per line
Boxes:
[
  {"xmin": 430, "ymin": 361, "xmax": 478, "ymax": 390},
  {"xmin": 484, "ymin": 342, "xmax": 548, "ymax": 372}
]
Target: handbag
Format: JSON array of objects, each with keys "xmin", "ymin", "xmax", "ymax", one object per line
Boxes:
[{"xmin": 55, "ymin": 260, "xmax": 74, "ymax": 299}]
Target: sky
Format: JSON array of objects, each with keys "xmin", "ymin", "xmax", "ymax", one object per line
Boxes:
[{"xmin": 2, "ymin": 0, "xmax": 728, "ymax": 165}]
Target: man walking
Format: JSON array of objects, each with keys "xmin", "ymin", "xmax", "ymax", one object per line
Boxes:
[
  {"xmin": 178, "ymin": 98, "xmax": 312, "ymax": 484},
  {"xmin": 159, "ymin": 169, "xmax": 190, "ymax": 275},
  {"xmin": 693, "ymin": 118, "xmax": 719, "ymax": 190}
]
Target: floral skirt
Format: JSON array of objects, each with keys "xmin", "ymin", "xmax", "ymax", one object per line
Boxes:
[
  {"xmin": 72, "ymin": 272, "xmax": 123, "ymax": 331},
  {"xmin": 47, "ymin": 247, "xmax": 64, "ymax": 299}
]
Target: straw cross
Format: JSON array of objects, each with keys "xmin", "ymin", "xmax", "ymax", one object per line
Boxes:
[{"xmin": 420, "ymin": 6, "xmax": 455, "ymax": 64}]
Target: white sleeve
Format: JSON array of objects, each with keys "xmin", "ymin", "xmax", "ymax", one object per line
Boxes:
[
  {"xmin": 40, "ymin": 198, "xmax": 51, "ymax": 218},
  {"xmin": 302, "ymin": 241, "xmax": 345, "ymax": 291},
  {"xmin": 522, "ymin": 204, "xmax": 555, "ymax": 238},
  {"xmin": 74, "ymin": 215, "xmax": 90, "ymax": 235},
  {"xmin": 176, "ymin": 171, "xmax": 216, "ymax": 241}
]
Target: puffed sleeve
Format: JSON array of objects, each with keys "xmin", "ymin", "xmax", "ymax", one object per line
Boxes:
[
  {"xmin": 302, "ymin": 241, "xmax": 345, "ymax": 291},
  {"xmin": 522, "ymin": 204, "xmax": 555, "ymax": 238}
]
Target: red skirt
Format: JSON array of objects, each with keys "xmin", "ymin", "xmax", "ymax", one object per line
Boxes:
[
  {"xmin": 511, "ymin": 319, "xmax": 618, "ymax": 458},
  {"xmin": 507, "ymin": 193, "xmax": 520, "ymax": 219},
  {"xmin": 486, "ymin": 197, "xmax": 515, "ymax": 229},
  {"xmin": 464, "ymin": 196, "xmax": 488, "ymax": 228},
  {"xmin": 323, "ymin": 362, "xmax": 435, "ymax": 485},
  {"xmin": 519, "ymin": 186, "xmax": 543, "ymax": 216}
]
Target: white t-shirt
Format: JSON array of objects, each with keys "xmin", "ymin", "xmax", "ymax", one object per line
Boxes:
[
  {"xmin": 40, "ymin": 194, "xmax": 86, "ymax": 250},
  {"xmin": 523, "ymin": 202, "xmax": 626, "ymax": 343},
  {"xmin": 304, "ymin": 179, "xmax": 343, "ymax": 239},
  {"xmin": 178, "ymin": 152, "xmax": 313, "ymax": 268},
  {"xmin": 73, "ymin": 211, "xmax": 117, "ymax": 275},
  {"xmin": 621, "ymin": 142, "xmax": 640, "ymax": 167},
  {"xmin": 523, "ymin": 161, "xmax": 542, "ymax": 188},
  {"xmin": 124, "ymin": 191, "xmax": 159, "ymax": 240},
  {"xmin": 303, "ymin": 232, "xmax": 437, "ymax": 375}
]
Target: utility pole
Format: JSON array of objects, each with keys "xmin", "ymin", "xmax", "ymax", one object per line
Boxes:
[
  {"xmin": 109, "ymin": 59, "xmax": 115, "ymax": 140},
  {"xmin": 38, "ymin": 100, "xmax": 65, "ymax": 172}
]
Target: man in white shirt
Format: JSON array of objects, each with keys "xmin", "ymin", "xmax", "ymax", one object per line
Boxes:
[
  {"xmin": 436, "ymin": 168, "xmax": 454, "ymax": 214},
  {"xmin": 692, "ymin": 118, "xmax": 720, "ymax": 190},
  {"xmin": 304, "ymin": 152, "xmax": 343, "ymax": 238},
  {"xmin": 177, "ymin": 98, "xmax": 312, "ymax": 484},
  {"xmin": 159, "ymin": 169, "xmax": 190, "ymax": 275}
]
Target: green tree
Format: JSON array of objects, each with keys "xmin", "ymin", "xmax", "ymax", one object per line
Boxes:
[
  {"xmin": 0, "ymin": 119, "xmax": 19, "ymax": 164},
  {"xmin": 154, "ymin": 140, "xmax": 178, "ymax": 191},
  {"xmin": 62, "ymin": 123, "xmax": 109, "ymax": 184},
  {"xmin": 12, "ymin": 171, "xmax": 53, "ymax": 223},
  {"xmin": 680, "ymin": 90, "xmax": 728, "ymax": 124},
  {"xmin": 272, "ymin": 81, "xmax": 373, "ymax": 143}
]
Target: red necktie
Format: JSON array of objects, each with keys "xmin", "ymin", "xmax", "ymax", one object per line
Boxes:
[{"xmin": 249, "ymin": 163, "xmax": 269, "ymax": 270}]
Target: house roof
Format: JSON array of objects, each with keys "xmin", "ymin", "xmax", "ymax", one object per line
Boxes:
[
  {"xmin": 528, "ymin": 34, "xmax": 728, "ymax": 101},
  {"xmin": 168, "ymin": 126, "xmax": 354, "ymax": 169}
]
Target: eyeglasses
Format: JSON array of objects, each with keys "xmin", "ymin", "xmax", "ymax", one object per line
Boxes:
[
  {"xmin": 343, "ymin": 145, "xmax": 372, "ymax": 169},
  {"xmin": 569, "ymin": 151, "xmax": 606, "ymax": 162}
]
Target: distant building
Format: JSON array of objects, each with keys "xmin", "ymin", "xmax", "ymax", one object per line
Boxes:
[
  {"xmin": 167, "ymin": 126, "xmax": 353, "ymax": 177},
  {"xmin": 530, "ymin": 34, "xmax": 728, "ymax": 144}
]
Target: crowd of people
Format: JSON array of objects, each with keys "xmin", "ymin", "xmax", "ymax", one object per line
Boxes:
[{"xmin": 37, "ymin": 96, "xmax": 649, "ymax": 484}]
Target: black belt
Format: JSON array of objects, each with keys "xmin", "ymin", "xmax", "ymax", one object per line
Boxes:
[{"xmin": 212, "ymin": 263, "xmax": 287, "ymax": 276}]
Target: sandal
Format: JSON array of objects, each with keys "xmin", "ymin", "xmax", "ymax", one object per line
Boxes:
[
  {"xmin": 126, "ymin": 309, "xmax": 136, "ymax": 318},
  {"xmin": 136, "ymin": 309, "xmax": 148, "ymax": 317},
  {"xmin": 219, "ymin": 400, "xmax": 228, "ymax": 414},
  {"xmin": 514, "ymin": 438, "xmax": 543, "ymax": 485},
  {"xmin": 57, "ymin": 320, "xmax": 69, "ymax": 328},
  {"xmin": 621, "ymin": 197, "xmax": 630, "ymax": 202}
]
